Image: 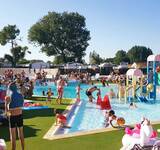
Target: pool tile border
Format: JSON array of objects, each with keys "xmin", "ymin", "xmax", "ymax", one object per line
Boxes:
[{"xmin": 43, "ymin": 126, "xmax": 118, "ymax": 140}]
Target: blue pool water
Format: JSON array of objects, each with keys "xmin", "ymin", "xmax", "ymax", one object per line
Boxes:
[
  {"xmin": 66, "ymin": 99, "xmax": 160, "ymax": 134},
  {"xmin": 33, "ymin": 81, "xmax": 118, "ymax": 99},
  {"xmin": 33, "ymin": 81, "xmax": 160, "ymax": 134}
]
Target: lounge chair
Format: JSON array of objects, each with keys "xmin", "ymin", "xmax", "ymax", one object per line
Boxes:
[{"xmin": 132, "ymin": 141, "xmax": 160, "ymax": 150}]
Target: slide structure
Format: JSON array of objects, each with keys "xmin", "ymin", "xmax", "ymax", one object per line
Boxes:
[{"xmin": 135, "ymin": 86, "xmax": 154, "ymax": 103}]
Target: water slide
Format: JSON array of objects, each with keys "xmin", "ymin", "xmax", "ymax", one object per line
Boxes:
[
  {"xmin": 125, "ymin": 85, "xmax": 135, "ymax": 101},
  {"xmin": 135, "ymin": 84, "xmax": 153, "ymax": 103}
]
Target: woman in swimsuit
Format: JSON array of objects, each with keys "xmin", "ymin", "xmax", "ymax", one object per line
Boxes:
[{"xmin": 5, "ymin": 82, "xmax": 24, "ymax": 150}]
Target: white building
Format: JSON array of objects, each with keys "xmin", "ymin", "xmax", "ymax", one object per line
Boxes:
[{"xmin": 31, "ymin": 61, "xmax": 50, "ymax": 69}]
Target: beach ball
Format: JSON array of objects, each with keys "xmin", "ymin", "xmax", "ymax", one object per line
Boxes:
[{"xmin": 117, "ymin": 117, "xmax": 125, "ymax": 126}]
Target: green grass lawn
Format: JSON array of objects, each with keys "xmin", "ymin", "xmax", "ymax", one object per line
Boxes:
[{"xmin": 1, "ymin": 97, "xmax": 160, "ymax": 150}]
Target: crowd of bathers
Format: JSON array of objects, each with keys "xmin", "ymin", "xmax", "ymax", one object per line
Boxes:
[{"xmin": 0, "ymin": 69, "xmax": 34, "ymax": 98}]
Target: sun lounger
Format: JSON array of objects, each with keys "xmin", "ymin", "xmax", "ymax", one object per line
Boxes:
[{"xmin": 132, "ymin": 142, "xmax": 160, "ymax": 150}]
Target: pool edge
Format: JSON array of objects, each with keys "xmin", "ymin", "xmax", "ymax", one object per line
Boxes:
[{"xmin": 43, "ymin": 119, "xmax": 160, "ymax": 140}]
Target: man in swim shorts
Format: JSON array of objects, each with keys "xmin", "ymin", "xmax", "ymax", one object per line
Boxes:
[{"xmin": 86, "ymin": 86, "xmax": 99, "ymax": 102}]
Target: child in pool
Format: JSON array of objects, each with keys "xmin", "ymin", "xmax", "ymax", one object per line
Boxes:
[
  {"xmin": 54, "ymin": 109, "xmax": 70, "ymax": 128},
  {"xmin": 104, "ymin": 110, "xmax": 116, "ymax": 127},
  {"xmin": 129, "ymin": 102, "xmax": 137, "ymax": 109},
  {"xmin": 109, "ymin": 88, "xmax": 116, "ymax": 99},
  {"xmin": 46, "ymin": 88, "xmax": 53, "ymax": 103},
  {"xmin": 76, "ymin": 84, "xmax": 82, "ymax": 102}
]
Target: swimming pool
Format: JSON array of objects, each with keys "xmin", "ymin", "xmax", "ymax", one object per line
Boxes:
[{"xmin": 34, "ymin": 82, "xmax": 160, "ymax": 135}]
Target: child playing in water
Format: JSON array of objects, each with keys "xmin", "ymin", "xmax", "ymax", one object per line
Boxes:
[
  {"xmin": 109, "ymin": 88, "xmax": 116, "ymax": 99},
  {"xmin": 129, "ymin": 102, "xmax": 137, "ymax": 109},
  {"xmin": 54, "ymin": 109, "xmax": 70, "ymax": 128},
  {"xmin": 104, "ymin": 110, "xmax": 116, "ymax": 127},
  {"xmin": 46, "ymin": 88, "xmax": 53, "ymax": 103}
]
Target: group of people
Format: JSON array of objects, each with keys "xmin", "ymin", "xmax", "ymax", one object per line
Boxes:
[
  {"xmin": 1, "ymin": 68, "xmax": 141, "ymax": 150},
  {"xmin": 65, "ymin": 71, "xmax": 91, "ymax": 83},
  {"xmin": 1, "ymin": 69, "xmax": 34, "ymax": 99},
  {"xmin": 35, "ymin": 70, "xmax": 48, "ymax": 86}
]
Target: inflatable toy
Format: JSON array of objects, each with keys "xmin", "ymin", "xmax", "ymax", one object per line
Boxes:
[
  {"xmin": 125, "ymin": 123, "xmax": 158, "ymax": 139},
  {"xmin": 101, "ymin": 95, "xmax": 111, "ymax": 110},
  {"xmin": 23, "ymin": 102, "xmax": 43, "ymax": 107},
  {"xmin": 96, "ymin": 95, "xmax": 102, "ymax": 105},
  {"xmin": 117, "ymin": 117, "xmax": 125, "ymax": 126},
  {"xmin": 0, "ymin": 139, "xmax": 6, "ymax": 150},
  {"xmin": 121, "ymin": 118, "xmax": 159, "ymax": 150}
]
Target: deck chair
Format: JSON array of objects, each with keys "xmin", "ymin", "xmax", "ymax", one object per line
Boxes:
[{"xmin": 132, "ymin": 144, "xmax": 160, "ymax": 150}]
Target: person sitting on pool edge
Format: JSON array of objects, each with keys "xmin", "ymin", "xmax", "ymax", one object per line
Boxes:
[
  {"xmin": 86, "ymin": 86, "xmax": 100, "ymax": 102},
  {"xmin": 54, "ymin": 109, "xmax": 70, "ymax": 128}
]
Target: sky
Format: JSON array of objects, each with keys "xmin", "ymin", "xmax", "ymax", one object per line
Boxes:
[{"xmin": 0, "ymin": 0, "xmax": 160, "ymax": 63}]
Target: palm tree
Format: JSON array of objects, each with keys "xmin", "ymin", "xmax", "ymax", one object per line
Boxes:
[{"xmin": 4, "ymin": 46, "xmax": 31, "ymax": 67}]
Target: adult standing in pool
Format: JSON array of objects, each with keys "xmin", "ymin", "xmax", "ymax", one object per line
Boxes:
[
  {"xmin": 86, "ymin": 86, "xmax": 100, "ymax": 102},
  {"xmin": 5, "ymin": 82, "xmax": 24, "ymax": 150},
  {"xmin": 56, "ymin": 77, "xmax": 66, "ymax": 104}
]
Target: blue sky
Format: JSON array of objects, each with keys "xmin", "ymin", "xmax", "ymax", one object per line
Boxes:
[{"xmin": 0, "ymin": 0, "xmax": 160, "ymax": 62}]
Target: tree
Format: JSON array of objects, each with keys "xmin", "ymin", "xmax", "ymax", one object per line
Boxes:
[
  {"xmin": 89, "ymin": 51, "xmax": 104, "ymax": 65},
  {"xmin": 17, "ymin": 58, "xmax": 30, "ymax": 65},
  {"xmin": 4, "ymin": 46, "xmax": 28, "ymax": 67},
  {"xmin": 0, "ymin": 25, "xmax": 20, "ymax": 48},
  {"xmin": 114, "ymin": 50, "xmax": 130, "ymax": 65},
  {"xmin": 28, "ymin": 11, "xmax": 90, "ymax": 63},
  {"xmin": 0, "ymin": 24, "xmax": 30, "ymax": 67},
  {"xmin": 127, "ymin": 46, "xmax": 153, "ymax": 63},
  {"xmin": 104, "ymin": 57, "xmax": 114, "ymax": 63},
  {"xmin": 53, "ymin": 56, "xmax": 64, "ymax": 65}
]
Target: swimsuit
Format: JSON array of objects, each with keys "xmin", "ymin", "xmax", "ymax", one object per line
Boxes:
[
  {"xmin": 9, "ymin": 92, "xmax": 24, "ymax": 109},
  {"xmin": 8, "ymin": 91, "xmax": 24, "ymax": 128},
  {"xmin": 58, "ymin": 86, "xmax": 63, "ymax": 93},
  {"xmin": 86, "ymin": 90, "xmax": 92, "ymax": 96},
  {"xmin": 9, "ymin": 114, "xmax": 23, "ymax": 128}
]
